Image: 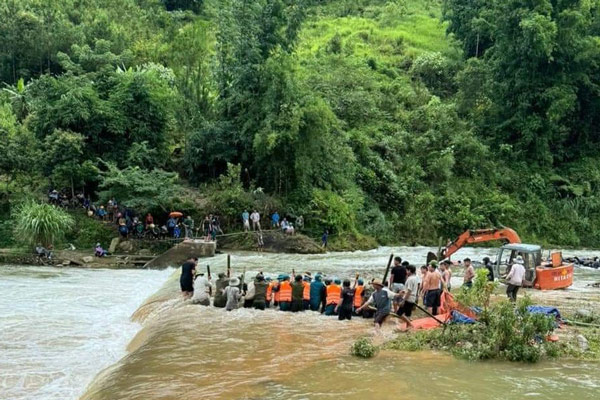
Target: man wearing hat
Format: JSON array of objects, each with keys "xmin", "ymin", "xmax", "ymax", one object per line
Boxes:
[
  {"xmin": 506, "ymin": 255, "xmax": 526, "ymax": 302},
  {"xmin": 356, "ymin": 279, "xmax": 394, "ymax": 332},
  {"xmin": 224, "ymin": 277, "xmax": 242, "ymax": 311}
]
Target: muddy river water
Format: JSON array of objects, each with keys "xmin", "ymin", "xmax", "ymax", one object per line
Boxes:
[{"xmin": 2, "ymin": 247, "xmax": 599, "ymax": 399}]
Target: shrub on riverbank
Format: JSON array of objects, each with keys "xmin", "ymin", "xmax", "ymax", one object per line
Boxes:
[
  {"xmin": 351, "ymin": 337, "xmax": 378, "ymax": 358},
  {"xmin": 12, "ymin": 201, "xmax": 74, "ymax": 248}
]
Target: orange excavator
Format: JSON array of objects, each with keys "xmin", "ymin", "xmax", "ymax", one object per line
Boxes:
[{"xmin": 429, "ymin": 227, "xmax": 573, "ymax": 290}]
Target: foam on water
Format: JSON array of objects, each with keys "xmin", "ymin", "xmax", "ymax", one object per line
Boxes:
[{"xmin": 0, "ymin": 266, "xmax": 172, "ymax": 400}]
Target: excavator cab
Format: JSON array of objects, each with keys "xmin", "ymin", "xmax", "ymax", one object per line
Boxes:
[{"xmin": 494, "ymin": 244, "xmax": 542, "ymax": 286}]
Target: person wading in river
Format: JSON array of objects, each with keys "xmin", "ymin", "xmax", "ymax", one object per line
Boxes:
[
  {"xmin": 357, "ymin": 279, "xmax": 392, "ymax": 333},
  {"xmin": 277, "ymin": 275, "xmax": 292, "ymax": 311},
  {"xmin": 290, "ymin": 275, "xmax": 305, "ymax": 312},
  {"xmin": 253, "ymin": 274, "xmax": 268, "ymax": 310},
  {"xmin": 191, "ymin": 272, "xmax": 212, "ymax": 306},
  {"xmin": 302, "ymin": 275, "xmax": 311, "ymax": 310},
  {"xmin": 213, "ymin": 273, "xmax": 228, "ymax": 308},
  {"xmin": 325, "ymin": 278, "xmax": 342, "ymax": 316},
  {"xmin": 225, "ymin": 277, "xmax": 242, "ymax": 311},
  {"xmin": 336, "ymin": 279, "xmax": 355, "ymax": 321},
  {"xmin": 309, "ymin": 274, "xmax": 326, "ymax": 312},
  {"xmin": 180, "ymin": 257, "xmax": 197, "ymax": 299}
]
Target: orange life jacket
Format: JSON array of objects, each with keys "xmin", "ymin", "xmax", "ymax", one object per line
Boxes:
[
  {"xmin": 302, "ymin": 281, "xmax": 310, "ymax": 301},
  {"xmin": 279, "ymin": 281, "xmax": 292, "ymax": 302},
  {"xmin": 326, "ymin": 284, "xmax": 341, "ymax": 305},
  {"xmin": 266, "ymin": 282, "xmax": 273, "ymax": 301},
  {"xmin": 273, "ymin": 282, "xmax": 280, "ymax": 302},
  {"xmin": 354, "ymin": 285, "xmax": 364, "ymax": 308}
]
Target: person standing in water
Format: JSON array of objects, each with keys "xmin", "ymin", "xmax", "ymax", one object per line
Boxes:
[
  {"xmin": 357, "ymin": 279, "xmax": 392, "ymax": 332},
  {"xmin": 278, "ymin": 275, "xmax": 292, "ymax": 311},
  {"xmin": 180, "ymin": 257, "xmax": 197, "ymax": 299},
  {"xmin": 225, "ymin": 277, "xmax": 242, "ymax": 311},
  {"xmin": 191, "ymin": 272, "xmax": 212, "ymax": 306},
  {"xmin": 290, "ymin": 275, "xmax": 305, "ymax": 312},
  {"xmin": 336, "ymin": 279, "xmax": 355, "ymax": 321},
  {"xmin": 309, "ymin": 274, "xmax": 326, "ymax": 312},
  {"xmin": 213, "ymin": 273, "xmax": 228, "ymax": 308},
  {"xmin": 396, "ymin": 265, "xmax": 418, "ymax": 331},
  {"xmin": 253, "ymin": 274, "xmax": 268, "ymax": 310},
  {"xmin": 302, "ymin": 275, "xmax": 311, "ymax": 310},
  {"xmin": 324, "ymin": 278, "xmax": 342, "ymax": 316}
]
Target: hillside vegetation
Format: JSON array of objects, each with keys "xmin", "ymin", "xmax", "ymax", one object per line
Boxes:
[{"xmin": 2, "ymin": 0, "xmax": 600, "ymax": 248}]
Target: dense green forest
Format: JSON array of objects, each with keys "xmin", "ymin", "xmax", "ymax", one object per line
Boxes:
[{"xmin": 2, "ymin": 0, "xmax": 600, "ymax": 248}]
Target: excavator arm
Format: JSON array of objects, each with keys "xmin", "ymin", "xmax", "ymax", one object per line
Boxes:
[{"xmin": 440, "ymin": 228, "xmax": 521, "ymax": 259}]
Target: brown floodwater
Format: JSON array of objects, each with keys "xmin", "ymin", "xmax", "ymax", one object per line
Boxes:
[{"xmin": 80, "ymin": 248, "xmax": 600, "ymax": 400}]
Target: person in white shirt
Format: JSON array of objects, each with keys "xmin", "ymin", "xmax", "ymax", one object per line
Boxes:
[
  {"xmin": 191, "ymin": 273, "xmax": 212, "ymax": 306},
  {"xmin": 250, "ymin": 210, "xmax": 261, "ymax": 231},
  {"xmin": 506, "ymin": 255, "xmax": 526, "ymax": 302}
]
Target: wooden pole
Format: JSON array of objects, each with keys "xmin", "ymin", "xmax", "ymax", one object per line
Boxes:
[
  {"xmin": 227, "ymin": 254, "xmax": 231, "ymax": 277},
  {"xmin": 382, "ymin": 253, "xmax": 394, "ymax": 284}
]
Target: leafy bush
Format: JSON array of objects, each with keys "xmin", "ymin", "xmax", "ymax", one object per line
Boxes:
[
  {"xmin": 12, "ymin": 201, "xmax": 74, "ymax": 248},
  {"xmin": 351, "ymin": 337, "xmax": 378, "ymax": 358}
]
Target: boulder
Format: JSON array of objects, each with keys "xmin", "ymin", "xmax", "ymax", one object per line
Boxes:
[
  {"xmin": 576, "ymin": 334, "xmax": 589, "ymax": 352},
  {"xmin": 575, "ymin": 309, "xmax": 593, "ymax": 319},
  {"xmin": 118, "ymin": 240, "xmax": 135, "ymax": 253},
  {"xmin": 109, "ymin": 237, "xmax": 120, "ymax": 254},
  {"xmin": 138, "ymin": 248, "xmax": 152, "ymax": 256},
  {"xmin": 82, "ymin": 256, "xmax": 94, "ymax": 263}
]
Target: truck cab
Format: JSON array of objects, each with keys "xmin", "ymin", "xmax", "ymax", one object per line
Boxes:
[{"xmin": 494, "ymin": 243, "xmax": 542, "ymax": 287}]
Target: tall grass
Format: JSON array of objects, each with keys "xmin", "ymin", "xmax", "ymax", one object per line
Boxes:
[{"xmin": 12, "ymin": 201, "xmax": 74, "ymax": 248}]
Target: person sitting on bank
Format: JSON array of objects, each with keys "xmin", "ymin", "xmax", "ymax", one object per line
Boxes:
[
  {"xmin": 191, "ymin": 272, "xmax": 212, "ymax": 306},
  {"xmin": 225, "ymin": 277, "xmax": 242, "ymax": 311},
  {"xmin": 36, "ymin": 244, "xmax": 53, "ymax": 260},
  {"xmin": 94, "ymin": 243, "xmax": 108, "ymax": 257}
]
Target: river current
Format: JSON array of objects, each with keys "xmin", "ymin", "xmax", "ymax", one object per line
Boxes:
[{"xmin": 2, "ymin": 246, "xmax": 599, "ymax": 399}]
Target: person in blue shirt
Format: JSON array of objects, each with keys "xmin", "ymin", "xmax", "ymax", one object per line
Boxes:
[
  {"xmin": 271, "ymin": 211, "xmax": 280, "ymax": 228},
  {"xmin": 242, "ymin": 210, "xmax": 250, "ymax": 231},
  {"xmin": 309, "ymin": 274, "xmax": 326, "ymax": 312},
  {"xmin": 321, "ymin": 230, "xmax": 328, "ymax": 248}
]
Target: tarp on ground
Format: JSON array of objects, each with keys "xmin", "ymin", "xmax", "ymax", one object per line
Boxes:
[
  {"xmin": 450, "ymin": 310, "xmax": 476, "ymax": 324},
  {"xmin": 527, "ymin": 305, "xmax": 561, "ymax": 320}
]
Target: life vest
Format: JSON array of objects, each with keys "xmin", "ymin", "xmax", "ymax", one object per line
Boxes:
[
  {"xmin": 354, "ymin": 285, "xmax": 364, "ymax": 308},
  {"xmin": 274, "ymin": 282, "xmax": 280, "ymax": 302},
  {"xmin": 326, "ymin": 284, "xmax": 341, "ymax": 305},
  {"xmin": 266, "ymin": 282, "xmax": 273, "ymax": 301},
  {"xmin": 302, "ymin": 281, "xmax": 310, "ymax": 301},
  {"xmin": 279, "ymin": 281, "xmax": 292, "ymax": 302}
]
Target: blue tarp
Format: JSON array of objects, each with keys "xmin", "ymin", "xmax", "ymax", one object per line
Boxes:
[
  {"xmin": 451, "ymin": 310, "xmax": 476, "ymax": 324},
  {"xmin": 527, "ymin": 305, "xmax": 561, "ymax": 320}
]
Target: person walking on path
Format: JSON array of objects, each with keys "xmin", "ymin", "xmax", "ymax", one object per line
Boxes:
[
  {"xmin": 506, "ymin": 256, "xmax": 526, "ymax": 302},
  {"xmin": 250, "ymin": 210, "xmax": 261, "ymax": 231},
  {"xmin": 180, "ymin": 257, "xmax": 197, "ymax": 299},
  {"xmin": 225, "ymin": 277, "xmax": 242, "ymax": 311}
]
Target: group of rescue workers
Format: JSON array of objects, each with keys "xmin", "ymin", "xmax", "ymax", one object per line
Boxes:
[{"xmin": 180, "ymin": 256, "xmax": 468, "ymax": 331}]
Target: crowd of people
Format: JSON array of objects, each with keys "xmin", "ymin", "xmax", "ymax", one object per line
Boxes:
[
  {"xmin": 180, "ymin": 253, "xmax": 528, "ymax": 331},
  {"xmin": 242, "ymin": 210, "xmax": 304, "ymax": 236}
]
